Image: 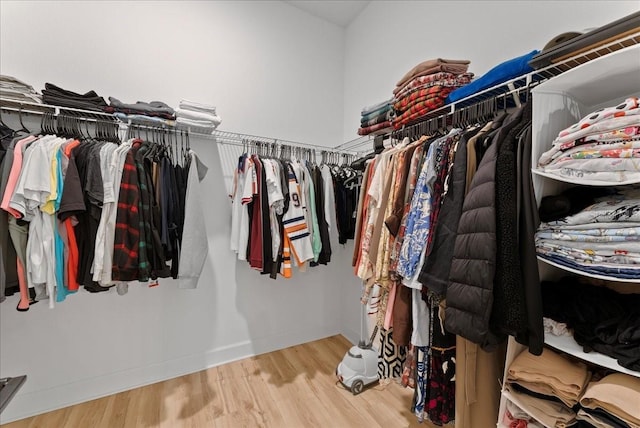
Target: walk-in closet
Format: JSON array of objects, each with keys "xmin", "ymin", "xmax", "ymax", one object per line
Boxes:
[{"xmin": 1, "ymin": 1, "xmax": 639, "ymax": 427}]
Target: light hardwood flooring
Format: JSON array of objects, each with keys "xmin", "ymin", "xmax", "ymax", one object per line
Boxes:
[{"xmin": 2, "ymin": 335, "xmax": 434, "ymax": 428}]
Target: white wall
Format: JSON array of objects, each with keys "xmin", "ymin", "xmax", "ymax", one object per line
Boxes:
[
  {"xmin": 340, "ymin": 0, "xmax": 640, "ymax": 343},
  {"xmin": 0, "ymin": 1, "xmax": 357, "ymax": 423}
]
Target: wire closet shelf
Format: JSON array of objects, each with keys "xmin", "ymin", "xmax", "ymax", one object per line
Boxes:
[
  {"xmin": 0, "ymin": 99, "xmax": 357, "ymax": 158},
  {"xmin": 337, "ymin": 31, "xmax": 640, "ymax": 153}
]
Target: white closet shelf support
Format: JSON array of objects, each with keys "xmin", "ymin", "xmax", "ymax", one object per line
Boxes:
[{"xmin": 544, "ymin": 334, "xmax": 640, "ymax": 378}]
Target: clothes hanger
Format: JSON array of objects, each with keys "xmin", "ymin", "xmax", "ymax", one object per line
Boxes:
[{"xmin": 16, "ymin": 107, "xmax": 31, "ymax": 134}]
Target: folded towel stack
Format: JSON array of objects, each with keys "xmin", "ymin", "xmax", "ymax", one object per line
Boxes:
[
  {"xmin": 175, "ymin": 99, "xmax": 222, "ymax": 134},
  {"xmin": 0, "ymin": 75, "xmax": 42, "ymax": 104}
]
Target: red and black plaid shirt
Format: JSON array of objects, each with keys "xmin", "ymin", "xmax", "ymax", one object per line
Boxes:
[{"xmin": 112, "ymin": 141, "xmax": 150, "ymax": 281}]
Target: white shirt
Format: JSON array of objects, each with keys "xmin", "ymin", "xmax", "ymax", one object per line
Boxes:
[
  {"xmin": 96, "ymin": 139, "xmax": 132, "ymax": 285},
  {"xmin": 92, "ymin": 143, "xmax": 119, "ymax": 284}
]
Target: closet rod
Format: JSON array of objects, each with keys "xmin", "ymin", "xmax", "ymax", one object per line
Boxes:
[
  {"xmin": 213, "ymin": 129, "xmax": 356, "ymax": 154},
  {"xmin": 0, "ymin": 98, "xmax": 115, "ymax": 119},
  {"xmin": 0, "ymin": 100, "xmax": 357, "ymax": 154}
]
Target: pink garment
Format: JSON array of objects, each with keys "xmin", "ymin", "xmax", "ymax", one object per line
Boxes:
[
  {"xmin": 559, "ymin": 97, "xmax": 639, "ymax": 138},
  {"xmin": 0, "ymin": 135, "xmax": 36, "ymax": 218},
  {"xmin": 384, "ymin": 281, "xmax": 397, "ymax": 330}
]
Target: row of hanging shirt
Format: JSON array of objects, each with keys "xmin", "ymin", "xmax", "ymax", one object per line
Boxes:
[
  {"xmin": 229, "ymin": 143, "xmax": 360, "ymax": 278},
  {"xmin": 0, "ymin": 117, "xmax": 208, "ymax": 310},
  {"xmin": 352, "ymin": 101, "xmax": 538, "ymax": 425}
]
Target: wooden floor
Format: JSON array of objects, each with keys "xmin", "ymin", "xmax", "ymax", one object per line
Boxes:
[{"xmin": 2, "ymin": 335, "xmax": 434, "ymax": 428}]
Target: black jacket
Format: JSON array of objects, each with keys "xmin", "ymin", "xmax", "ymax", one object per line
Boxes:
[
  {"xmin": 445, "ymin": 109, "xmax": 523, "ymax": 350},
  {"xmin": 418, "ymin": 128, "xmax": 473, "ymax": 297}
]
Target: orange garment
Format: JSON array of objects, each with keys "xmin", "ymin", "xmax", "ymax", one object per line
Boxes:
[
  {"xmin": 280, "ymin": 234, "xmax": 292, "ymax": 278},
  {"xmin": 62, "ymin": 140, "xmax": 81, "ymax": 291}
]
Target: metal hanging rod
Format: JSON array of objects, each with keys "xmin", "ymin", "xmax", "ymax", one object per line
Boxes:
[
  {"xmin": 0, "ymin": 98, "xmax": 115, "ymax": 119},
  {"xmin": 0, "ymin": 99, "xmax": 356, "ymax": 153},
  {"xmin": 212, "ymin": 129, "xmax": 356, "ymax": 154}
]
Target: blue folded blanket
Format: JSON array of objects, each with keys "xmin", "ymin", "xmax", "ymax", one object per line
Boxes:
[{"xmin": 446, "ymin": 50, "xmax": 539, "ymax": 103}]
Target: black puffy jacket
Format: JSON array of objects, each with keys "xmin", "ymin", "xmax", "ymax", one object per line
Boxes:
[{"xmin": 445, "ymin": 110, "xmax": 523, "ymax": 350}]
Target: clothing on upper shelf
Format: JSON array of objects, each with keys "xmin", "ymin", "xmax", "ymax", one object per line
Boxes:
[
  {"xmin": 175, "ymin": 99, "xmax": 222, "ymax": 133},
  {"xmin": 393, "ymin": 72, "xmax": 473, "ymax": 101},
  {"xmin": 361, "ymin": 98, "xmax": 393, "ymax": 116},
  {"xmin": 396, "ymin": 58, "xmax": 471, "ymax": 88},
  {"xmin": 541, "ymin": 277, "xmax": 640, "ymax": 372},
  {"xmin": 538, "ymin": 97, "xmax": 640, "ymax": 183},
  {"xmin": 114, "ymin": 112, "xmax": 175, "ymax": 127},
  {"xmin": 106, "ymin": 97, "xmax": 176, "ymax": 119},
  {"xmin": 358, "ymin": 100, "xmax": 393, "ymax": 136},
  {"xmin": 0, "ymin": 75, "xmax": 42, "ymax": 104},
  {"xmin": 229, "ymin": 151, "xmax": 354, "ymax": 278},
  {"xmin": 41, "ymin": 83, "xmax": 108, "ymax": 111},
  {"xmin": 446, "ymin": 50, "xmax": 539, "ymax": 104},
  {"xmin": 391, "ymin": 64, "xmax": 471, "ymax": 128},
  {"xmin": 0, "ymin": 127, "xmax": 204, "ymax": 311}
]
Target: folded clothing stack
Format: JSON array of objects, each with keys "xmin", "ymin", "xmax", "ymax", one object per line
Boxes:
[
  {"xmin": 579, "ymin": 373, "xmax": 640, "ymax": 428},
  {"xmin": 446, "ymin": 50, "xmax": 539, "ymax": 104},
  {"xmin": 41, "ymin": 83, "xmax": 108, "ymax": 111},
  {"xmin": 0, "ymin": 75, "xmax": 42, "ymax": 103},
  {"xmin": 501, "ymin": 400, "xmax": 544, "ymax": 428},
  {"xmin": 358, "ymin": 99, "xmax": 393, "ymax": 136},
  {"xmin": 175, "ymin": 99, "xmax": 222, "ymax": 133},
  {"xmin": 505, "ymin": 347, "xmax": 591, "ymax": 427},
  {"xmin": 536, "ymin": 187, "xmax": 640, "ymax": 280},
  {"xmin": 106, "ymin": 97, "xmax": 176, "ymax": 120},
  {"xmin": 112, "ymin": 112, "xmax": 175, "ymax": 127},
  {"xmin": 538, "ymin": 96, "xmax": 640, "ymax": 184},
  {"xmin": 542, "ymin": 277, "xmax": 640, "ymax": 372},
  {"xmin": 391, "ymin": 58, "xmax": 471, "ymax": 129}
]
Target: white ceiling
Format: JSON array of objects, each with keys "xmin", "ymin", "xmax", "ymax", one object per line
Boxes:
[{"xmin": 285, "ymin": 1, "xmax": 370, "ymax": 27}]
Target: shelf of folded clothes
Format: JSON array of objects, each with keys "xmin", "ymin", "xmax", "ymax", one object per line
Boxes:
[
  {"xmin": 542, "ymin": 277, "xmax": 640, "ymax": 376},
  {"xmin": 535, "ymin": 94, "xmax": 640, "ymax": 186},
  {"xmin": 531, "ymin": 45, "xmax": 640, "ymax": 170},
  {"xmin": 544, "ymin": 334, "xmax": 640, "ymax": 379},
  {"xmin": 0, "ymin": 75, "xmax": 42, "ymax": 104},
  {"xmin": 535, "ymin": 187, "xmax": 640, "ymax": 283},
  {"xmin": 503, "ymin": 347, "xmax": 591, "ymax": 428}
]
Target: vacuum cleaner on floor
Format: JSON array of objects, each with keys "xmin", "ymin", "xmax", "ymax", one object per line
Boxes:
[{"xmin": 336, "ymin": 288, "xmax": 379, "ymax": 395}]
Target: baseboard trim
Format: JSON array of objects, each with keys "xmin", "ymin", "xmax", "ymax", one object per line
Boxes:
[
  {"xmin": 341, "ymin": 327, "xmax": 360, "ymax": 345},
  {"xmin": 0, "ymin": 325, "xmax": 339, "ymax": 424}
]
